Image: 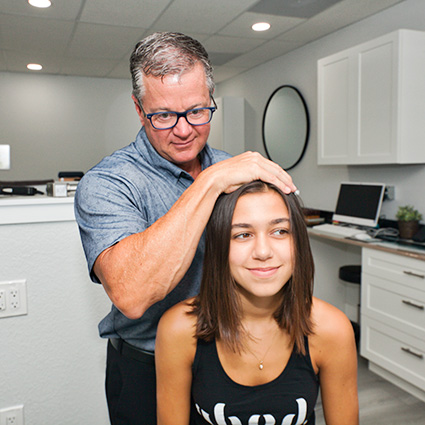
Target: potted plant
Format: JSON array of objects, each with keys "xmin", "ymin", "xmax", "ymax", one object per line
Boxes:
[{"xmin": 396, "ymin": 205, "xmax": 423, "ymax": 239}]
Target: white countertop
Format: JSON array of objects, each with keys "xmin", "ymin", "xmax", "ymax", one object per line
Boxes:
[
  {"xmin": 308, "ymin": 227, "xmax": 425, "ymax": 262},
  {"xmin": 0, "ymin": 194, "xmax": 75, "ymax": 225}
]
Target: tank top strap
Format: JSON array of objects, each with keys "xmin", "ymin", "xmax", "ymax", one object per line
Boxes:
[{"xmin": 192, "ymin": 337, "xmax": 217, "ymax": 376}]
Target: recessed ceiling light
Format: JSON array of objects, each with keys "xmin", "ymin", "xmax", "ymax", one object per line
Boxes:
[
  {"xmin": 27, "ymin": 63, "xmax": 43, "ymax": 71},
  {"xmin": 252, "ymin": 22, "xmax": 271, "ymax": 32},
  {"xmin": 28, "ymin": 0, "xmax": 52, "ymax": 8}
]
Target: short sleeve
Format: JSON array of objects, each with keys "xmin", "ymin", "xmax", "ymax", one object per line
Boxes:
[{"xmin": 74, "ymin": 169, "xmax": 148, "ymax": 282}]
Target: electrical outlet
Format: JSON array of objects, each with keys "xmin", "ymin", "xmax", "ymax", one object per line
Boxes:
[
  {"xmin": 384, "ymin": 185, "xmax": 395, "ymax": 201},
  {"xmin": 0, "ymin": 405, "xmax": 24, "ymax": 425},
  {"xmin": 9, "ymin": 289, "xmax": 20, "ymax": 310},
  {"xmin": 0, "ymin": 289, "xmax": 6, "ymax": 311},
  {"xmin": 0, "ymin": 280, "xmax": 27, "ymax": 319}
]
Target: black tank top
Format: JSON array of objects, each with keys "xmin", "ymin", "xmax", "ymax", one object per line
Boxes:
[{"xmin": 191, "ymin": 337, "xmax": 319, "ymax": 425}]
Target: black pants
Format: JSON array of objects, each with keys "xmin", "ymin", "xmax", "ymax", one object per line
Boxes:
[{"xmin": 106, "ymin": 340, "xmax": 156, "ymax": 425}]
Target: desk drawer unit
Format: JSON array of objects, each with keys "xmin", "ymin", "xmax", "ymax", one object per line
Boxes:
[
  {"xmin": 362, "ymin": 248, "xmax": 425, "ymax": 289},
  {"xmin": 362, "ymin": 274, "xmax": 425, "ymax": 335},
  {"xmin": 361, "ymin": 248, "xmax": 425, "ymax": 398},
  {"xmin": 362, "ymin": 317, "xmax": 425, "ymax": 391}
]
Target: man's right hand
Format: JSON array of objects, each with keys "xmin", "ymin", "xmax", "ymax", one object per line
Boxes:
[{"xmin": 202, "ymin": 151, "xmax": 297, "ymax": 196}]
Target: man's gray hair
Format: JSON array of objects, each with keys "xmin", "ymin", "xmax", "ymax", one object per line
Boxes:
[{"xmin": 130, "ymin": 32, "xmax": 215, "ymax": 103}]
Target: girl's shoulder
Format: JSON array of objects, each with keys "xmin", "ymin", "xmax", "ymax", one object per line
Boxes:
[
  {"xmin": 311, "ymin": 297, "xmax": 352, "ymax": 333},
  {"xmin": 309, "ymin": 297, "xmax": 354, "ymax": 353},
  {"xmin": 156, "ymin": 297, "xmax": 198, "ymax": 366},
  {"xmin": 158, "ymin": 297, "xmax": 197, "ymax": 339}
]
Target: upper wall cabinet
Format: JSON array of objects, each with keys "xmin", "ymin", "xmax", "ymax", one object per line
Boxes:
[{"xmin": 318, "ymin": 30, "xmax": 425, "ymax": 165}]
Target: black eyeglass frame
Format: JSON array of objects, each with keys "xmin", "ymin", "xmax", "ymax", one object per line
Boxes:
[{"xmin": 139, "ymin": 97, "xmax": 218, "ymax": 130}]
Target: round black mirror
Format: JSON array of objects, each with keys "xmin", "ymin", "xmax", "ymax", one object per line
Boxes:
[{"xmin": 262, "ymin": 85, "xmax": 310, "ymax": 170}]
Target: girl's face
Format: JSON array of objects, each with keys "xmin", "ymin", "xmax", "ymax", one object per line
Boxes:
[{"xmin": 229, "ymin": 190, "xmax": 294, "ymax": 302}]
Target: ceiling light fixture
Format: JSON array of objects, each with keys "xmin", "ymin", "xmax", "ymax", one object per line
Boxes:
[
  {"xmin": 252, "ymin": 22, "xmax": 271, "ymax": 32},
  {"xmin": 28, "ymin": 0, "xmax": 52, "ymax": 8},
  {"xmin": 27, "ymin": 63, "xmax": 43, "ymax": 71}
]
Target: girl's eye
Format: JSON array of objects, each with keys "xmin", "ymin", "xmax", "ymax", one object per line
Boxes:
[
  {"xmin": 272, "ymin": 228, "xmax": 289, "ymax": 237},
  {"xmin": 233, "ymin": 232, "xmax": 252, "ymax": 240}
]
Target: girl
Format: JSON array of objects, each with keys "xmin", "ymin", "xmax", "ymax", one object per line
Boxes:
[{"xmin": 156, "ymin": 180, "xmax": 359, "ymax": 425}]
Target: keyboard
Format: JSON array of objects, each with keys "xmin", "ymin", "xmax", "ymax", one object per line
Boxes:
[{"xmin": 311, "ymin": 223, "xmax": 367, "ymax": 239}]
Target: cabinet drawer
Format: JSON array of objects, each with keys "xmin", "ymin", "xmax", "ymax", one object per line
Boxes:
[
  {"xmin": 362, "ymin": 274, "xmax": 425, "ymax": 335},
  {"xmin": 362, "ymin": 248, "xmax": 425, "ymax": 289},
  {"xmin": 361, "ymin": 317, "xmax": 425, "ymax": 391}
]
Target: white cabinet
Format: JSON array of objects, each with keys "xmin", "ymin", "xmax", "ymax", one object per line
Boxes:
[
  {"xmin": 361, "ymin": 248, "xmax": 425, "ymax": 401},
  {"xmin": 208, "ymin": 97, "xmax": 245, "ymax": 156},
  {"xmin": 318, "ymin": 30, "xmax": 425, "ymax": 165}
]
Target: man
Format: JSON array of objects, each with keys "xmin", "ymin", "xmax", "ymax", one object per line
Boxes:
[{"xmin": 75, "ymin": 32, "xmax": 296, "ymax": 425}]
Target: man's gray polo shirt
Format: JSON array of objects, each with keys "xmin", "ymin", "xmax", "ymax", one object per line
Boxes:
[{"xmin": 74, "ymin": 127, "xmax": 231, "ymax": 352}]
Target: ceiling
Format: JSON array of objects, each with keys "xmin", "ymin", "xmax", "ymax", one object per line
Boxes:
[{"xmin": 0, "ymin": 0, "xmax": 404, "ymax": 83}]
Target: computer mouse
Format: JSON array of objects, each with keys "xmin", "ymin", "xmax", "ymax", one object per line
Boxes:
[{"xmin": 353, "ymin": 233, "xmax": 374, "ymax": 241}]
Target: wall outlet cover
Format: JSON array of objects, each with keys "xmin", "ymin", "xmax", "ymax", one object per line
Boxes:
[
  {"xmin": 0, "ymin": 280, "xmax": 27, "ymax": 319},
  {"xmin": 0, "ymin": 405, "xmax": 24, "ymax": 425}
]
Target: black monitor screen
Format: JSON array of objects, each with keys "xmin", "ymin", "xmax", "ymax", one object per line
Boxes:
[{"xmin": 333, "ymin": 182, "xmax": 385, "ymax": 227}]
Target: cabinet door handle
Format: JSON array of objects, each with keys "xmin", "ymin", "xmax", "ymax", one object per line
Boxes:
[
  {"xmin": 401, "ymin": 347, "xmax": 424, "ymax": 359},
  {"xmin": 403, "ymin": 270, "xmax": 425, "ymax": 279},
  {"xmin": 402, "ymin": 300, "xmax": 424, "ymax": 310}
]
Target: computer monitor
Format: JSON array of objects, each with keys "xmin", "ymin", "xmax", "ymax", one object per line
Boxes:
[{"xmin": 332, "ymin": 182, "xmax": 386, "ymax": 228}]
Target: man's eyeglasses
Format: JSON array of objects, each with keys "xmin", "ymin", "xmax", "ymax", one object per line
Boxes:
[{"xmin": 140, "ymin": 98, "xmax": 218, "ymax": 130}]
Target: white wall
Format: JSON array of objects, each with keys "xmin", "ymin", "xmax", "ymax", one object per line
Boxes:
[
  {"xmin": 0, "ymin": 217, "xmax": 111, "ymax": 425},
  {"xmin": 215, "ymin": 0, "xmax": 425, "ymax": 222},
  {"xmin": 0, "ymin": 72, "xmax": 140, "ymax": 181}
]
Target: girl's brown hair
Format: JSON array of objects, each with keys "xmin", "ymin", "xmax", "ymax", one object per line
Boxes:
[{"xmin": 191, "ymin": 180, "xmax": 315, "ymax": 354}]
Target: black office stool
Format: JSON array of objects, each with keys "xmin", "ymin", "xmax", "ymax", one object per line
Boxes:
[{"xmin": 339, "ymin": 265, "xmax": 361, "ymax": 349}]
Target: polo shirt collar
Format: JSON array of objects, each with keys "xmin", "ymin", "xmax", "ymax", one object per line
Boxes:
[{"xmin": 134, "ymin": 127, "xmax": 215, "ymax": 181}]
